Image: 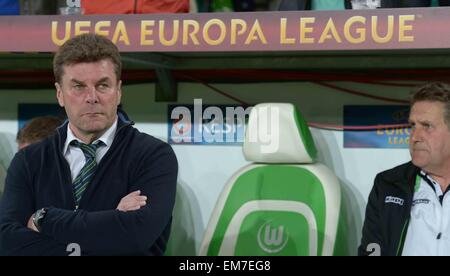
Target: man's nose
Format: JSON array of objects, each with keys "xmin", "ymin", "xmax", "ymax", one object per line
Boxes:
[
  {"xmin": 86, "ymin": 87, "xmax": 99, "ymax": 103},
  {"xmin": 410, "ymin": 127, "xmax": 422, "ymax": 143}
]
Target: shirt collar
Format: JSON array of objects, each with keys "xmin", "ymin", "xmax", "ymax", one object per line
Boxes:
[
  {"xmin": 419, "ymin": 170, "xmax": 442, "ymax": 195},
  {"xmin": 63, "ymin": 118, "xmax": 118, "ymax": 155}
]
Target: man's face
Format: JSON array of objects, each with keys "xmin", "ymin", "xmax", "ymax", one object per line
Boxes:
[
  {"xmin": 55, "ymin": 59, "xmax": 121, "ymax": 138},
  {"xmin": 409, "ymin": 101, "xmax": 450, "ymax": 173}
]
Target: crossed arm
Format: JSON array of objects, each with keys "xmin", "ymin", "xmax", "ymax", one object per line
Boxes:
[
  {"xmin": 27, "ymin": 190, "xmax": 148, "ymax": 230},
  {"xmin": 0, "ymin": 145, "xmax": 177, "ymax": 256}
]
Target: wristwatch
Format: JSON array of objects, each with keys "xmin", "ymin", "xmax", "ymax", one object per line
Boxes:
[{"xmin": 32, "ymin": 208, "xmax": 48, "ymax": 232}]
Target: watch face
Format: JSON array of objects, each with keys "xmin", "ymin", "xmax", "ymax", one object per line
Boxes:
[
  {"xmin": 34, "ymin": 208, "xmax": 47, "ymax": 228},
  {"xmin": 37, "ymin": 209, "xmax": 46, "ymax": 219}
]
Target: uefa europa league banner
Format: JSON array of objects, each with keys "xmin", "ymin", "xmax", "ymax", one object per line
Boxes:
[{"xmin": 1, "ymin": 8, "xmax": 449, "ymax": 52}]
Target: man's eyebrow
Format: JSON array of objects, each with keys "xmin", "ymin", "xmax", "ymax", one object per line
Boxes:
[
  {"xmin": 411, "ymin": 120, "xmax": 432, "ymax": 126},
  {"xmin": 70, "ymin": 79, "xmax": 85, "ymax": 84},
  {"xmin": 96, "ymin": 77, "xmax": 111, "ymax": 83}
]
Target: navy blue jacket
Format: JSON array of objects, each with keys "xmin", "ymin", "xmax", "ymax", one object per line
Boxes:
[{"xmin": 0, "ymin": 112, "xmax": 178, "ymax": 256}]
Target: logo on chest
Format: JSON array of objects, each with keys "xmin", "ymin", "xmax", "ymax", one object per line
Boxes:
[
  {"xmin": 412, "ymin": 198, "xmax": 430, "ymax": 207},
  {"xmin": 385, "ymin": 196, "xmax": 404, "ymax": 206}
]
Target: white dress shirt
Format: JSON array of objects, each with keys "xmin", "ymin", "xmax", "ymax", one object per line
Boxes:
[
  {"xmin": 402, "ymin": 171, "xmax": 450, "ymax": 256},
  {"xmin": 63, "ymin": 119, "xmax": 118, "ymax": 182}
]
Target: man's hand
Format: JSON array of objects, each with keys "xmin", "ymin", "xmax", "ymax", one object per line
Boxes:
[
  {"xmin": 27, "ymin": 214, "xmax": 38, "ymax": 232},
  {"xmin": 116, "ymin": 190, "xmax": 148, "ymax": 212}
]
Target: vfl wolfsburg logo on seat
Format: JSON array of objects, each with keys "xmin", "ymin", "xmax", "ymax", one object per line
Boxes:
[
  {"xmin": 257, "ymin": 222, "xmax": 289, "ymax": 253},
  {"xmin": 217, "ymin": 200, "xmax": 319, "ymax": 256}
]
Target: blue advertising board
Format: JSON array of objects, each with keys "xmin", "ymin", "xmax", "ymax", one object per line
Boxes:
[{"xmin": 344, "ymin": 105, "xmax": 410, "ymax": 148}]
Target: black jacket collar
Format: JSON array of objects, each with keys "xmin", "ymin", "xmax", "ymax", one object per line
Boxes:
[{"xmin": 378, "ymin": 161, "xmax": 421, "ymax": 195}]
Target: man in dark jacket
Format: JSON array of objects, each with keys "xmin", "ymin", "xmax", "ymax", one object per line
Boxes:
[
  {"xmin": 0, "ymin": 34, "xmax": 178, "ymax": 256},
  {"xmin": 360, "ymin": 82, "xmax": 450, "ymax": 256}
]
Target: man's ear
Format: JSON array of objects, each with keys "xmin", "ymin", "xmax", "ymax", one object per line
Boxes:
[{"xmin": 55, "ymin": 82, "xmax": 64, "ymax": 107}]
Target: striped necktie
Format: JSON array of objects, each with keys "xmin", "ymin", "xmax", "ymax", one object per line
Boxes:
[{"xmin": 71, "ymin": 140, "xmax": 104, "ymax": 207}]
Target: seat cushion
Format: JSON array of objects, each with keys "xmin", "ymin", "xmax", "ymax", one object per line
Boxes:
[{"xmin": 200, "ymin": 164, "xmax": 347, "ymax": 255}]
